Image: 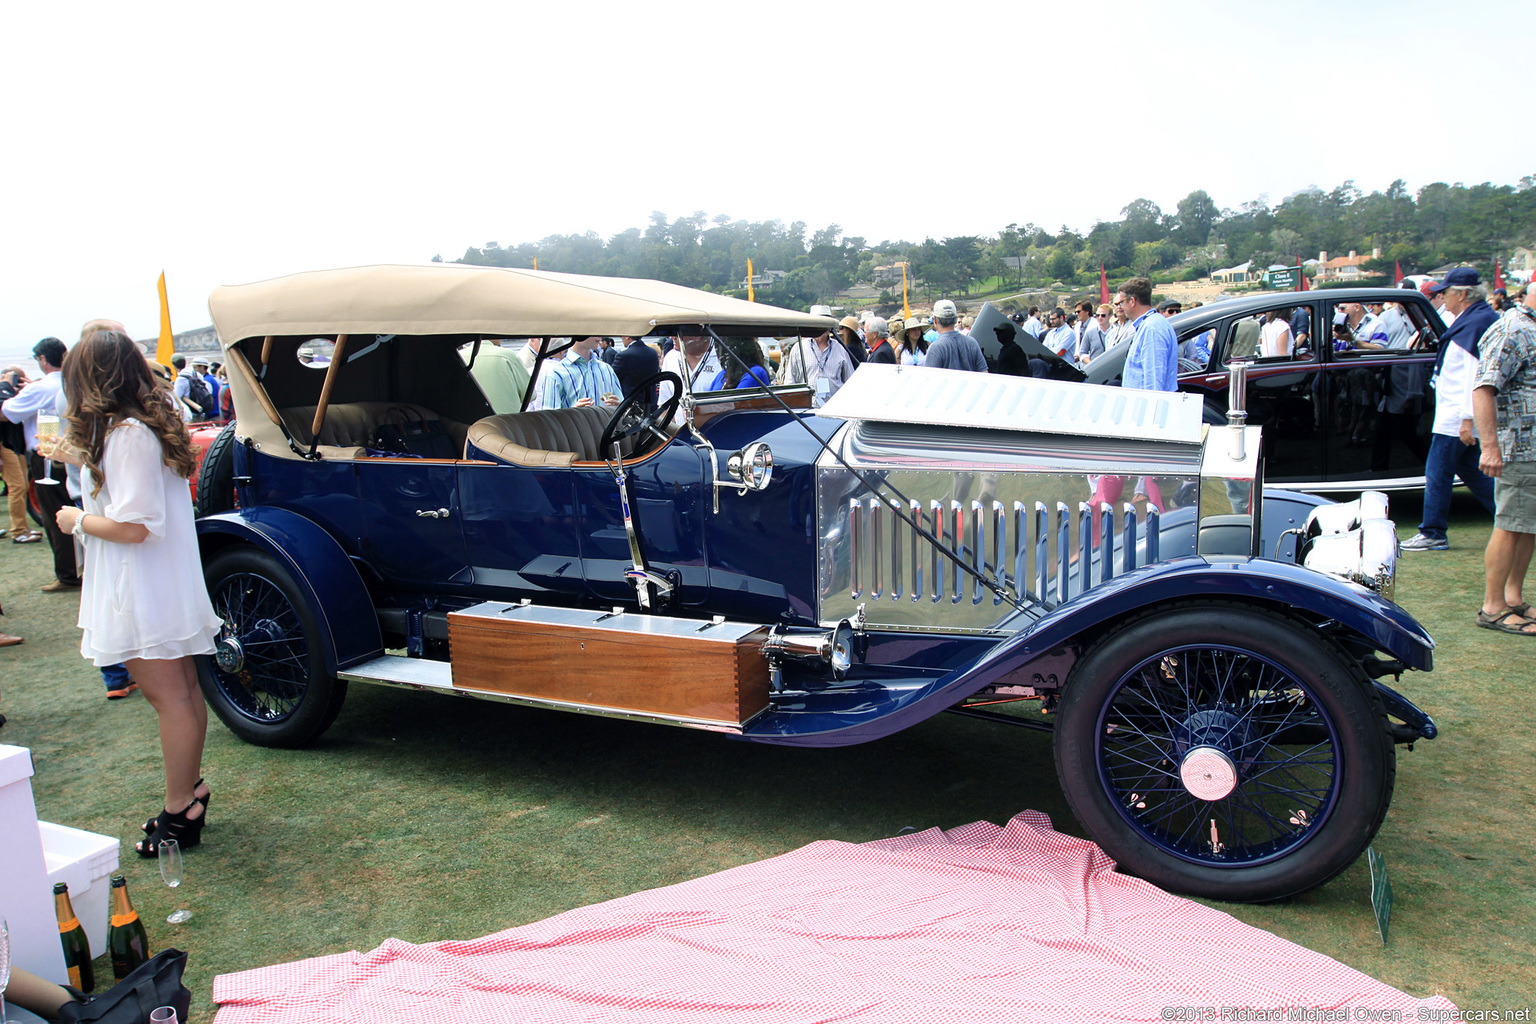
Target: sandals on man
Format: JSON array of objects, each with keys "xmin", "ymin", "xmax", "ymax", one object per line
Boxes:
[
  {"xmin": 12, "ymin": 529, "xmax": 43, "ymax": 544},
  {"xmin": 1476, "ymin": 608, "xmax": 1536, "ymax": 636}
]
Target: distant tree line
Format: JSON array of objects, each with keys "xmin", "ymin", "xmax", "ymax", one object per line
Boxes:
[{"xmin": 438, "ymin": 176, "xmax": 1536, "ymax": 310}]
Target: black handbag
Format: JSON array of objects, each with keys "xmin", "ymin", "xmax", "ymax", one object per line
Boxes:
[{"xmin": 59, "ymin": 948, "xmax": 191, "ymax": 1024}]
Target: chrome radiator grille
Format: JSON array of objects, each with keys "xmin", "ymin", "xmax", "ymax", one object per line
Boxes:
[
  {"xmin": 826, "ymin": 494, "xmax": 1172, "ymax": 633},
  {"xmin": 815, "ymin": 422, "xmax": 1203, "ymax": 633}
]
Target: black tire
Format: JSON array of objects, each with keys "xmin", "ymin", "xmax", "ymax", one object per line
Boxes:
[
  {"xmin": 1054, "ymin": 604, "xmax": 1394, "ymax": 902},
  {"xmin": 198, "ymin": 547, "xmax": 348, "ymax": 747},
  {"xmin": 194, "ymin": 421, "xmax": 239, "ymax": 517}
]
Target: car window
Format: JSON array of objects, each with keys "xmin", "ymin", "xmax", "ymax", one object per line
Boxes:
[
  {"xmin": 1217, "ymin": 305, "xmax": 1316, "ymax": 368},
  {"xmin": 1327, "ymin": 301, "xmax": 1432, "ymax": 360}
]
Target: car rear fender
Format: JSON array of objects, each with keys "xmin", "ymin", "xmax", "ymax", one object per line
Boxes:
[
  {"xmin": 952, "ymin": 555, "xmax": 1434, "ymax": 692},
  {"xmin": 196, "ymin": 508, "xmax": 383, "ymax": 674}
]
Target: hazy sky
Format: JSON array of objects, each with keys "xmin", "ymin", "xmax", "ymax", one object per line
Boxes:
[{"xmin": 1, "ymin": 0, "xmax": 1525, "ymax": 347}]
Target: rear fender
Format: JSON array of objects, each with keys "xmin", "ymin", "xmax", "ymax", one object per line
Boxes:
[{"xmin": 196, "ymin": 508, "xmax": 383, "ymax": 673}]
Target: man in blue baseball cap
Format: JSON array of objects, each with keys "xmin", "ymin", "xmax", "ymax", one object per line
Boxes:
[{"xmin": 1402, "ymin": 267, "xmax": 1499, "ymax": 550}]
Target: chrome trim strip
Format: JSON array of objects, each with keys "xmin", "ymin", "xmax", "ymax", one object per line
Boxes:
[
  {"xmin": 1078, "ymin": 501, "xmax": 1093, "ymax": 595},
  {"xmin": 1122, "ymin": 503, "xmax": 1138, "ymax": 575},
  {"xmin": 992, "ymin": 501, "xmax": 1007, "ymax": 606},
  {"xmin": 871, "ymin": 499, "xmax": 884, "ymax": 599},
  {"xmin": 910, "ymin": 499, "xmax": 922, "ymax": 601},
  {"xmin": 971, "ymin": 500, "xmax": 984, "ymax": 605},
  {"xmin": 849, "ymin": 498, "xmax": 862, "ymax": 599},
  {"xmin": 1056, "ymin": 502, "xmax": 1070, "ymax": 604},
  {"xmin": 1099, "ymin": 503, "xmax": 1115, "ymax": 582},
  {"xmin": 951, "ymin": 500, "xmax": 964, "ymax": 604},
  {"xmin": 1034, "ymin": 501, "xmax": 1047, "ymax": 602},
  {"xmin": 931, "ymin": 500, "xmax": 944, "ymax": 603}
]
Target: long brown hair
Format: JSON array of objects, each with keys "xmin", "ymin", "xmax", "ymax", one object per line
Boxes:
[{"xmin": 62, "ymin": 331, "xmax": 198, "ymax": 497}]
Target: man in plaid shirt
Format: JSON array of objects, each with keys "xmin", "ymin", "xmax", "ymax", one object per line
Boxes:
[
  {"xmin": 537, "ymin": 336, "xmax": 623, "ymax": 411},
  {"xmin": 1472, "ymin": 289, "xmax": 1536, "ymax": 635}
]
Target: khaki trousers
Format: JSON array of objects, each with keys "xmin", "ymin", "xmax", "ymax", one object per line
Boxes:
[{"xmin": 0, "ymin": 445, "xmax": 27, "ymax": 534}]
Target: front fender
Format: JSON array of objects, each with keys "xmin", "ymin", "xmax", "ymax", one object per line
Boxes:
[
  {"xmin": 749, "ymin": 555, "xmax": 1433, "ymax": 747},
  {"xmin": 968, "ymin": 555, "xmax": 1433, "ymax": 683},
  {"xmin": 197, "ymin": 508, "xmax": 383, "ymax": 674}
]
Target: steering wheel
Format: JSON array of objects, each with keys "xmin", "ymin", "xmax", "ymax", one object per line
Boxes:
[{"xmin": 598, "ymin": 371, "xmax": 682, "ymax": 460}]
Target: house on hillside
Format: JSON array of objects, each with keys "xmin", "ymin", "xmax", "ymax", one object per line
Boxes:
[
  {"xmin": 1316, "ymin": 249, "xmax": 1381, "ymax": 283},
  {"xmin": 871, "ymin": 262, "xmax": 913, "ymax": 285},
  {"xmin": 1511, "ymin": 246, "xmax": 1534, "ymax": 274},
  {"xmin": 1211, "ymin": 261, "xmax": 1258, "ymax": 285},
  {"xmin": 740, "ymin": 268, "xmax": 789, "ymax": 290}
]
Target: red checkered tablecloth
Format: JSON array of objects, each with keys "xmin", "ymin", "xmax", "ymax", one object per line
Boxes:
[{"xmin": 213, "ymin": 811, "xmax": 1455, "ymax": 1023}]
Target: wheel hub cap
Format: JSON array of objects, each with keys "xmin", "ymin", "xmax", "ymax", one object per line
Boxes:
[
  {"xmin": 1179, "ymin": 745, "xmax": 1238, "ymax": 801},
  {"xmin": 214, "ymin": 635, "xmax": 245, "ymax": 673}
]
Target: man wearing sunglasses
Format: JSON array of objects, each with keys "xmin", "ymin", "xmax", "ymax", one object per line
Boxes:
[{"xmin": 1073, "ymin": 300, "xmax": 1104, "ymax": 367}]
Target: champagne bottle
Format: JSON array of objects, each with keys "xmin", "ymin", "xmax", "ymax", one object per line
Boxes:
[
  {"xmin": 53, "ymin": 882, "xmax": 95, "ymax": 992},
  {"xmin": 106, "ymin": 873, "xmax": 150, "ymax": 980}
]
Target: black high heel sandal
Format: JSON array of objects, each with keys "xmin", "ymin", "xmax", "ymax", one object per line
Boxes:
[
  {"xmin": 136, "ymin": 800, "xmax": 206, "ymax": 858},
  {"xmin": 142, "ymin": 779, "xmax": 210, "ymax": 836}
]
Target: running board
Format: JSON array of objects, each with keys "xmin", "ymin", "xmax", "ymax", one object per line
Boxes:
[{"xmin": 338, "ymin": 598, "xmax": 775, "ymax": 734}]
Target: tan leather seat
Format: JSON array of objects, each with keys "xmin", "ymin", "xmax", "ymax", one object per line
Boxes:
[
  {"xmin": 466, "ymin": 407, "xmax": 629, "ymax": 467},
  {"xmin": 276, "ymin": 403, "xmax": 468, "ymax": 458}
]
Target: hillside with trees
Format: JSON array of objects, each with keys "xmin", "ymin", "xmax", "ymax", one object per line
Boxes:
[{"xmin": 439, "ymin": 177, "xmax": 1536, "ymax": 311}]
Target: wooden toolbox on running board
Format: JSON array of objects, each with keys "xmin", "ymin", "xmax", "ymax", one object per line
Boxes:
[{"xmin": 447, "ymin": 602, "xmax": 772, "ymax": 727}]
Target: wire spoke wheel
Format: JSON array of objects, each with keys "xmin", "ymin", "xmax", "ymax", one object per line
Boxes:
[
  {"xmin": 1097, "ymin": 646, "xmax": 1337, "ymax": 867},
  {"xmin": 1055, "ymin": 605, "xmax": 1393, "ymax": 902},
  {"xmin": 208, "ymin": 570, "xmax": 311, "ymax": 721},
  {"xmin": 197, "ymin": 547, "xmax": 347, "ymax": 747}
]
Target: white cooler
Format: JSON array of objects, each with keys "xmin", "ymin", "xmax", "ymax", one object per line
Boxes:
[
  {"xmin": 0, "ymin": 744, "xmax": 68, "ymax": 1022},
  {"xmin": 39, "ymin": 821, "xmax": 121, "ymax": 958}
]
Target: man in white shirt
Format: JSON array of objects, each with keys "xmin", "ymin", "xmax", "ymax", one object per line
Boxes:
[
  {"xmin": 1042, "ymin": 309, "xmax": 1075, "ymax": 358},
  {"xmin": 778, "ymin": 324, "xmax": 855, "ymax": 407},
  {"xmin": 1022, "ymin": 307, "xmax": 1043, "ymax": 339},
  {"xmin": 1402, "ymin": 269, "xmax": 1498, "ymax": 551},
  {"xmin": 660, "ymin": 331, "xmax": 725, "ymax": 425},
  {"xmin": 1, "ymin": 337, "xmax": 76, "ymax": 588}
]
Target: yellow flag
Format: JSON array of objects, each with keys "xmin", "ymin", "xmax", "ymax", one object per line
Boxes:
[
  {"xmin": 747, "ymin": 258, "xmax": 755, "ymax": 302},
  {"xmin": 901, "ymin": 263, "xmax": 911, "ymax": 321},
  {"xmin": 533, "ymin": 256, "xmax": 538, "ymax": 270},
  {"xmin": 156, "ymin": 271, "xmax": 175, "ymax": 369}
]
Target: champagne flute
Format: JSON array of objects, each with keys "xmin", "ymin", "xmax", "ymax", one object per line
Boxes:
[{"xmin": 158, "ymin": 840, "xmax": 192, "ymax": 923}]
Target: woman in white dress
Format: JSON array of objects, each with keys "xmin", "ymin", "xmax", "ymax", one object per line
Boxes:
[{"xmin": 52, "ymin": 330, "xmax": 221, "ymax": 857}]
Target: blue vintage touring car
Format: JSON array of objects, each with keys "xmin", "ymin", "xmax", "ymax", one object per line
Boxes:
[{"xmin": 193, "ymin": 264, "xmax": 1436, "ymax": 902}]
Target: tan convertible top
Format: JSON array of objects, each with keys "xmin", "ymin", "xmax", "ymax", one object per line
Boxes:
[{"xmin": 208, "ymin": 263, "xmax": 836, "ymax": 346}]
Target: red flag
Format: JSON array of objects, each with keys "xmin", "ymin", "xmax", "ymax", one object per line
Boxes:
[
  {"xmin": 1099, "ymin": 263, "xmax": 1110, "ymax": 305},
  {"xmin": 1297, "ymin": 257, "xmax": 1308, "ymax": 291},
  {"xmin": 1393, "ymin": 260, "xmax": 1403, "ymax": 285},
  {"xmin": 1495, "ymin": 259, "xmax": 1506, "ymax": 292}
]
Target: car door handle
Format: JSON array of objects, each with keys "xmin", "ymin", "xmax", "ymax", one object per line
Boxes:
[{"xmin": 416, "ymin": 508, "xmax": 450, "ymax": 519}]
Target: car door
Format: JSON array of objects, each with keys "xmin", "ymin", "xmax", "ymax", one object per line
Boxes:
[
  {"xmin": 356, "ymin": 458, "xmax": 470, "ymax": 586},
  {"xmin": 1182, "ymin": 302, "xmax": 1328, "ymax": 485},
  {"xmin": 1317, "ymin": 298, "xmax": 1439, "ymax": 488}
]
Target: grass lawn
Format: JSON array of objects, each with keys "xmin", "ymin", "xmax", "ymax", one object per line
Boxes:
[{"xmin": 1, "ymin": 490, "xmax": 1530, "ymax": 1019}]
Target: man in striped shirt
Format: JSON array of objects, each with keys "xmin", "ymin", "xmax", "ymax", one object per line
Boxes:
[{"xmin": 536, "ymin": 336, "xmax": 623, "ymax": 411}]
